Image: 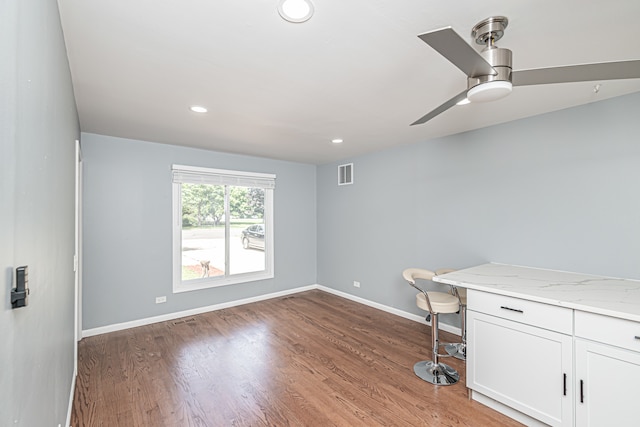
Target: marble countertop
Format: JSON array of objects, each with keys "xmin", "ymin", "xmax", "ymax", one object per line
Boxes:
[{"xmin": 433, "ymin": 263, "xmax": 640, "ymax": 322}]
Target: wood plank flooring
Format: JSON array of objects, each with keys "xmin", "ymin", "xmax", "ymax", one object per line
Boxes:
[{"xmin": 72, "ymin": 290, "xmax": 522, "ymax": 426}]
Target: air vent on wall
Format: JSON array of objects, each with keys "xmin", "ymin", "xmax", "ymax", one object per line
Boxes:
[{"xmin": 338, "ymin": 163, "xmax": 353, "ymax": 186}]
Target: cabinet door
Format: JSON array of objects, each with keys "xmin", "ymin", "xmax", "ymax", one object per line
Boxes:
[
  {"xmin": 467, "ymin": 310, "xmax": 573, "ymax": 426},
  {"xmin": 575, "ymin": 339, "xmax": 640, "ymax": 426}
]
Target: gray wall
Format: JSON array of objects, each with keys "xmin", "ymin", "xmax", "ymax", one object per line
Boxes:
[
  {"xmin": 81, "ymin": 133, "xmax": 317, "ymax": 330},
  {"xmin": 0, "ymin": 0, "xmax": 79, "ymax": 425},
  {"xmin": 317, "ymin": 92, "xmax": 640, "ymax": 326}
]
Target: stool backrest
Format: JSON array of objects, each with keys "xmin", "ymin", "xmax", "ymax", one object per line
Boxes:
[{"xmin": 402, "ymin": 268, "xmax": 435, "ymax": 285}]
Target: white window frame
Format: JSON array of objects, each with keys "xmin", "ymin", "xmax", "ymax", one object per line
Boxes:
[{"xmin": 172, "ymin": 164, "xmax": 275, "ymax": 293}]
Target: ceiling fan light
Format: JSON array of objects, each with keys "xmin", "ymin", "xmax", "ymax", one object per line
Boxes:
[{"xmin": 467, "ymin": 80, "xmax": 512, "ymax": 103}]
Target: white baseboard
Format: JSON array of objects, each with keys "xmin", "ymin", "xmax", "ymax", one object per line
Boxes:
[
  {"xmin": 82, "ymin": 284, "xmax": 317, "ymax": 337},
  {"xmin": 82, "ymin": 284, "xmax": 461, "ymax": 338},
  {"xmin": 472, "ymin": 391, "xmax": 547, "ymax": 427},
  {"xmin": 316, "ymin": 285, "xmax": 462, "ymax": 336}
]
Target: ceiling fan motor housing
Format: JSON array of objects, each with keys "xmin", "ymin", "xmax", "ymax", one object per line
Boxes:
[{"xmin": 467, "ymin": 46, "xmax": 513, "ymax": 90}]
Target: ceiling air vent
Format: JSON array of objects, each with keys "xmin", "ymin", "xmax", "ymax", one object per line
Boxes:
[{"xmin": 338, "ymin": 163, "xmax": 353, "ymax": 186}]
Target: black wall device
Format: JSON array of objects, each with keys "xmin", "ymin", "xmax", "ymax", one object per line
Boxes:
[{"xmin": 11, "ymin": 266, "xmax": 29, "ymax": 309}]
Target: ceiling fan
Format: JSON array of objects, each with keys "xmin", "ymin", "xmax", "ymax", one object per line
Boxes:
[{"xmin": 412, "ymin": 16, "xmax": 640, "ymax": 126}]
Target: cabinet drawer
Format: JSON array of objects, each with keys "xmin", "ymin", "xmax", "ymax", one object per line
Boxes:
[
  {"xmin": 575, "ymin": 311, "xmax": 640, "ymax": 352},
  {"xmin": 468, "ymin": 289, "xmax": 573, "ymax": 335}
]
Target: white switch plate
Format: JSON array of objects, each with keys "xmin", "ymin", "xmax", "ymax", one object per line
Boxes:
[{"xmin": 155, "ymin": 296, "xmax": 167, "ymax": 304}]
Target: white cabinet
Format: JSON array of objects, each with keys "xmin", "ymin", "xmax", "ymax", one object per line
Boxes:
[
  {"xmin": 574, "ymin": 311, "xmax": 640, "ymax": 426},
  {"xmin": 468, "ymin": 290, "xmax": 640, "ymax": 427},
  {"xmin": 467, "ymin": 291, "xmax": 574, "ymax": 427},
  {"xmin": 433, "ymin": 263, "xmax": 640, "ymax": 427}
]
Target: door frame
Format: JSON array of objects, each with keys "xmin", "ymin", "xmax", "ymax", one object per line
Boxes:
[{"xmin": 74, "ymin": 139, "xmax": 83, "ymax": 347}]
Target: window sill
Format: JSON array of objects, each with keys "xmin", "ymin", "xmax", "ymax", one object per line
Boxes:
[{"xmin": 173, "ymin": 271, "xmax": 274, "ymax": 294}]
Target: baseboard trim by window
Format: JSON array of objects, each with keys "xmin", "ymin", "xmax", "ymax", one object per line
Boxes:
[
  {"xmin": 82, "ymin": 285, "xmax": 317, "ymax": 337},
  {"xmin": 82, "ymin": 284, "xmax": 461, "ymax": 338}
]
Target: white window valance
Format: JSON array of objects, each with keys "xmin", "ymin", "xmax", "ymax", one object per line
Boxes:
[{"xmin": 172, "ymin": 164, "xmax": 275, "ymax": 189}]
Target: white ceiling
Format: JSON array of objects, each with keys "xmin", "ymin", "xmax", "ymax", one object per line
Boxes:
[{"xmin": 57, "ymin": 0, "xmax": 640, "ymax": 165}]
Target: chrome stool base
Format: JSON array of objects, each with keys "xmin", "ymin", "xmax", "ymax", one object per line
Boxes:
[
  {"xmin": 413, "ymin": 360, "xmax": 459, "ymax": 385},
  {"xmin": 445, "ymin": 343, "xmax": 466, "ymax": 360}
]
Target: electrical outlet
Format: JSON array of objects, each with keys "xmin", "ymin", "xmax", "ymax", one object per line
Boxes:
[
  {"xmin": 155, "ymin": 296, "xmax": 167, "ymax": 304},
  {"xmin": 353, "ymin": 281, "xmax": 360, "ymax": 288}
]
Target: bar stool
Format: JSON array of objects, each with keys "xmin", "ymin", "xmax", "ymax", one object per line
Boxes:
[
  {"xmin": 402, "ymin": 268, "xmax": 461, "ymax": 385},
  {"xmin": 436, "ymin": 268, "xmax": 467, "ymax": 361}
]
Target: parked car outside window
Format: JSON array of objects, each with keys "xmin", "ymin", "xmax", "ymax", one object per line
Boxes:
[{"xmin": 241, "ymin": 224, "xmax": 265, "ymax": 250}]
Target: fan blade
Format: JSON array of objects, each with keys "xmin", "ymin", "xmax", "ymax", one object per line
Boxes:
[
  {"xmin": 513, "ymin": 60, "xmax": 640, "ymax": 86},
  {"xmin": 411, "ymin": 90, "xmax": 469, "ymax": 126},
  {"xmin": 418, "ymin": 27, "xmax": 496, "ymax": 78}
]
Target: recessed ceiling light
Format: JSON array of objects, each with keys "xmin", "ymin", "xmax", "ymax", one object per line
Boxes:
[
  {"xmin": 331, "ymin": 138, "xmax": 343, "ymax": 144},
  {"xmin": 190, "ymin": 106, "xmax": 208, "ymax": 113},
  {"xmin": 277, "ymin": 0, "xmax": 314, "ymax": 23}
]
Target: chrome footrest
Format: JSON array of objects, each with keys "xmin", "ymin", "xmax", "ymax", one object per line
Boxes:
[
  {"xmin": 413, "ymin": 360, "xmax": 459, "ymax": 385},
  {"xmin": 445, "ymin": 343, "xmax": 466, "ymax": 361}
]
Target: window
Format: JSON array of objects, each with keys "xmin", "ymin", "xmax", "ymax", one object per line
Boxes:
[{"xmin": 172, "ymin": 165, "xmax": 275, "ymax": 292}]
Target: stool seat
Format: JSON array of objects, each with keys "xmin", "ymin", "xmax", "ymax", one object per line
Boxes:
[{"xmin": 416, "ymin": 292, "xmax": 459, "ymax": 313}]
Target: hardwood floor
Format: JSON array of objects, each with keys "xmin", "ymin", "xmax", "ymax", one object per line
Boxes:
[{"xmin": 72, "ymin": 290, "xmax": 521, "ymax": 426}]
